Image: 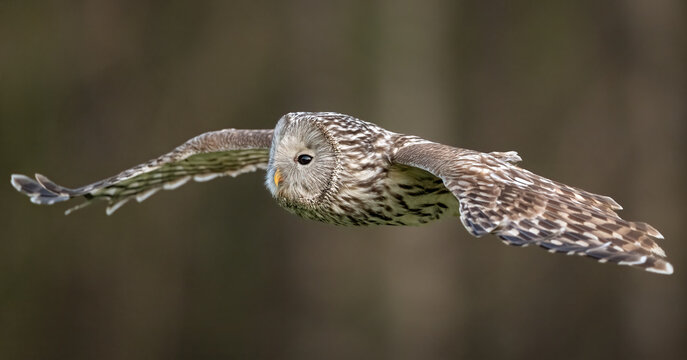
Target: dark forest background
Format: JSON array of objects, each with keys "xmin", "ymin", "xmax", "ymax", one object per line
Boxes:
[{"xmin": 1, "ymin": 1, "xmax": 685, "ymax": 359}]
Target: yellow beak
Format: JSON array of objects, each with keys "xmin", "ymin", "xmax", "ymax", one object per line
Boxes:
[{"xmin": 274, "ymin": 169, "xmax": 283, "ymax": 187}]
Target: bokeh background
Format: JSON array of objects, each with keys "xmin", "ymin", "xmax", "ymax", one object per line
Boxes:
[{"xmin": 1, "ymin": 1, "xmax": 685, "ymax": 359}]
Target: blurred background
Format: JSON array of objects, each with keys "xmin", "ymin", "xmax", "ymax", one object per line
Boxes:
[{"xmin": 1, "ymin": 1, "xmax": 685, "ymax": 359}]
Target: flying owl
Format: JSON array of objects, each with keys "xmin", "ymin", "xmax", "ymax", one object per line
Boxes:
[{"xmin": 10, "ymin": 112, "xmax": 672, "ymax": 274}]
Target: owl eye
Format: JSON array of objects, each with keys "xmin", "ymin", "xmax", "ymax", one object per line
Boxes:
[{"xmin": 297, "ymin": 154, "xmax": 313, "ymax": 165}]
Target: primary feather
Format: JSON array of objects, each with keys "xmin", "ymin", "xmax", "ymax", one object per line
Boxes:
[{"xmin": 11, "ymin": 129, "xmax": 273, "ymax": 215}]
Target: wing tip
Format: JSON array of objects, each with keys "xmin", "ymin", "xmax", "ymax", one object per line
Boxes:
[
  {"xmin": 34, "ymin": 172, "xmax": 49, "ymax": 184},
  {"xmin": 645, "ymin": 260, "xmax": 673, "ymax": 275},
  {"xmin": 10, "ymin": 173, "xmax": 29, "ymax": 192},
  {"xmin": 11, "ymin": 173, "xmax": 71, "ymax": 205}
]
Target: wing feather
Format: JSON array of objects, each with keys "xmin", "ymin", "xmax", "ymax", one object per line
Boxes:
[
  {"xmin": 11, "ymin": 129, "xmax": 273, "ymax": 214},
  {"xmin": 393, "ymin": 141, "xmax": 672, "ymax": 275}
]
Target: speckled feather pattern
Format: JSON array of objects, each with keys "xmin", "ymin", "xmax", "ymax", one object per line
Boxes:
[
  {"xmin": 10, "ymin": 112, "xmax": 672, "ymax": 274},
  {"xmin": 272, "ymin": 113, "xmax": 457, "ymax": 226},
  {"xmin": 11, "ymin": 129, "xmax": 273, "ymax": 215},
  {"xmin": 394, "ymin": 143, "xmax": 671, "ymax": 274}
]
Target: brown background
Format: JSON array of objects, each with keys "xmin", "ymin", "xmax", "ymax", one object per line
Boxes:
[{"xmin": 1, "ymin": 1, "xmax": 685, "ymax": 359}]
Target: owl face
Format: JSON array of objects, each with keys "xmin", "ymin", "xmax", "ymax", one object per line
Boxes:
[{"xmin": 265, "ymin": 113, "xmax": 338, "ymax": 206}]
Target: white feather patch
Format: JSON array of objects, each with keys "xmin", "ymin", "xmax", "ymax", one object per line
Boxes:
[
  {"xmin": 514, "ymin": 177, "xmax": 534, "ymax": 186},
  {"xmin": 163, "ymin": 176, "xmax": 191, "ymax": 190},
  {"xmin": 106, "ymin": 199, "xmax": 129, "ymax": 215},
  {"xmin": 646, "ymin": 262, "xmax": 673, "ymax": 275},
  {"xmin": 10, "ymin": 174, "xmax": 25, "ymax": 191},
  {"xmin": 136, "ymin": 188, "xmax": 161, "ymax": 203},
  {"xmin": 618, "ymin": 256, "xmax": 647, "ymax": 266},
  {"xmin": 194, "ymin": 173, "xmax": 220, "ymax": 182}
]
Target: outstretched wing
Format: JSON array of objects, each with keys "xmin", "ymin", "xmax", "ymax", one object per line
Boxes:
[
  {"xmin": 393, "ymin": 141, "xmax": 672, "ymax": 275},
  {"xmin": 11, "ymin": 129, "xmax": 273, "ymax": 215}
]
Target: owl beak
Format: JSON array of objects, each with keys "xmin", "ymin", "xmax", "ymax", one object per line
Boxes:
[{"xmin": 274, "ymin": 169, "xmax": 283, "ymax": 187}]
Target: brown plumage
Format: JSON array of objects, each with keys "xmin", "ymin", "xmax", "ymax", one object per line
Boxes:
[{"xmin": 10, "ymin": 112, "xmax": 672, "ymax": 274}]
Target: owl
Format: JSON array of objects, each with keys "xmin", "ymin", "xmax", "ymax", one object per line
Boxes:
[{"xmin": 11, "ymin": 112, "xmax": 672, "ymax": 274}]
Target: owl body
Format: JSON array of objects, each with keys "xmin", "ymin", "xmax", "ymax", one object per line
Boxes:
[
  {"xmin": 268, "ymin": 113, "xmax": 458, "ymax": 226},
  {"xmin": 10, "ymin": 112, "xmax": 673, "ymax": 274},
  {"xmin": 279, "ymin": 162, "xmax": 460, "ymax": 226}
]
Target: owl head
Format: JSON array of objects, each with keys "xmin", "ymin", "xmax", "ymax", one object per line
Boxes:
[{"xmin": 265, "ymin": 113, "xmax": 340, "ymax": 207}]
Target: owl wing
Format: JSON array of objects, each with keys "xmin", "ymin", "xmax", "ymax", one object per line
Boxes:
[
  {"xmin": 393, "ymin": 141, "xmax": 672, "ymax": 274},
  {"xmin": 11, "ymin": 129, "xmax": 273, "ymax": 215}
]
